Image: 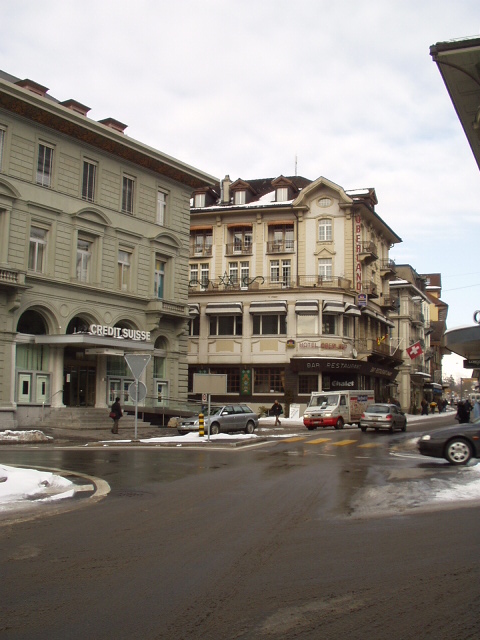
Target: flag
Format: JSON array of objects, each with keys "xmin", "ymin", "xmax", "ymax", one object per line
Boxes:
[{"xmin": 406, "ymin": 341, "xmax": 423, "ymax": 359}]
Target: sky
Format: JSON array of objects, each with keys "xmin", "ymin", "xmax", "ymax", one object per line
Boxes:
[
  {"xmin": 1, "ymin": 0, "xmax": 480, "ymax": 381},
  {"xmin": 2, "ymin": 415, "xmax": 480, "ymax": 516}
]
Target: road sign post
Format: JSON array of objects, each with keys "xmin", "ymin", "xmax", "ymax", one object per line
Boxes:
[{"xmin": 124, "ymin": 354, "xmax": 151, "ymax": 441}]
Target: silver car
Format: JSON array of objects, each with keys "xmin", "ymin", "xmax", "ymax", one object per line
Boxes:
[
  {"xmin": 359, "ymin": 403, "xmax": 407, "ymax": 433},
  {"xmin": 178, "ymin": 404, "xmax": 259, "ymax": 435}
]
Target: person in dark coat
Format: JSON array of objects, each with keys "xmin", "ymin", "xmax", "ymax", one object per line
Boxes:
[
  {"xmin": 456, "ymin": 401, "xmax": 469, "ymax": 424},
  {"xmin": 111, "ymin": 397, "xmax": 123, "ymax": 434},
  {"xmin": 271, "ymin": 400, "xmax": 283, "ymax": 426}
]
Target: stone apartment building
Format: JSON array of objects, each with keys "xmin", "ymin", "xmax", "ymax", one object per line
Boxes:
[
  {"xmin": 0, "ymin": 71, "xmax": 216, "ymax": 428},
  {"xmin": 187, "ymin": 174, "xmax": 404, "ymax": 413}
]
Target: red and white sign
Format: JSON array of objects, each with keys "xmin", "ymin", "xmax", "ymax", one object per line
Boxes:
[{"xmin": 406, "ymin": 341, "xmax": 423, "ymax": 359}]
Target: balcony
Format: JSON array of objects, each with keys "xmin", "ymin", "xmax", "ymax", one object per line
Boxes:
[
  {"xmin": 189, "ymin": 244, "xmax": 212, "ymax": 258},
  {"xmin": 146, "ymin": 298, "xmax": 187, "ymax": 320},
  {"xmin": 266, "ymin": 240, "xmax": 295, "ymax": 254},
  {"xmin": 379, "ymin": 259, "xmax": 396, "ymax": 277},
  {"xmin": 360, "ymin": 281, "xmax": 379, "ymax": 299},
  {"xmin": 188, "ymin": 274, "xmax": 353, "ymax": 293},
  {"xmin": 358, "ymin": 241, "xmax": 378, "ymax": 264},
  {"xmin": 0, "ymin": 267, "xmax": 26, "ymax": 290},
  {"xmin": 225, "ymin": 242, "xmax": 253, "ymax": 256},
  {"xmin": 412, "ymin": 312, "xmax": 425, "ymax": 326},
  {"xmin": 355, "ymin": 338, "xmax": 403, "ymax": 361},
  {"xmin": 378, "ymin": 294, "xmax": 397, "ymax": 310}
]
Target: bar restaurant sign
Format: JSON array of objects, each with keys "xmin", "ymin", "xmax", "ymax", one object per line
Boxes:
[{"xmin": 89, "ymin": 324, "xmax": 151, "ymax": 342}]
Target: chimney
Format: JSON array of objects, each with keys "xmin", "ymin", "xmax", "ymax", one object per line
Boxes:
[
  {"xmin": 16, "ymin": 79, "xmax": 49, "ymax": 97},
  {"xmin": 61, "ymin": 99, "xmax": 91, "ymax": 116},
  {"xmin": 98, "ymin": 117, "xmax": 128, "ymax": 133},
  {"xmin": 221, "ymin": 175, "xmax": 231, "ymax": 204}
]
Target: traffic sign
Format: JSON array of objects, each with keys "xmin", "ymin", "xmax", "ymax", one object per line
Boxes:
[{"xmin": 124, "ymin": 354, "xmax": 151, "ymax": 379}]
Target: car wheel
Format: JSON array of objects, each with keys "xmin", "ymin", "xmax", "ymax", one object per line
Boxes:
[
  {"xmin": 334, "ymin": 418, "xmax": 344, "ymax": 430},
  {"xmin": 444, "ymin": 438, "xmax": 473, "ymax": 465},
  {"xmin": 245, "ymin": 421, "xmax": 255, "ymax": 434},
  {"xmin": 360, "ymin": 427, "xmax": 367, "ymax": 432},
  {"xmin": 306, "ymin": 426, "xmax": 317, "ymax": 431},
  {"xmin": 210, "ymin": 423, "xmax": 220, "ymax": 435}
]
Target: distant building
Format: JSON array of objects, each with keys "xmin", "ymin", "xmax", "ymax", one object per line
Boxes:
[
  {"xmin": 389, "ymin": 266, "xmax": 432, "ymax": 411},
  {"xmin": 188, "ymin": 174, "xmax": 403, "ymax": 413},
  {"xmin": 0, "ymin": 71, "xmax": 217, "ymax": 428}
]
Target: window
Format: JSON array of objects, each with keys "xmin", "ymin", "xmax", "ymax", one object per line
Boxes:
[
  {"xmin": 270, "ymin": 259, "xmax": 291, "ymax": 285},
  {"xmin": 318, "ymin": 218, "xmax": 332, "ymax": 242},
  {"xmin": 200, "ymin": 264, "xmax": 209, "ymax": 288},
  {"xmin": 154, "ymin": 257, "xmax": 165, "ymax": 299},
  {"xmin": 209, "ymin": 367, "xmax": 240, "ymax": 393},
  {"xmin": 271, "ymin": 224, "xmax": 294, "ymax": 251},
  {"xmin": 318, "ymin": 258, "xmax": 332, "ymax": 280},
  {"xmin": 252, "ymin": 314, "xmax": 286, "ymax": 336},
  {"xmin": 240, "ymin": 261, "xmax": 249, "ymax": 288},
  {"xmin": 191, "ymin": 230, "xmax": 212, "ymax": 255},
  {"xmin": 299, "ymin": 375, "xmax": 318, "ymax": 395},
  {"xmin": 76, "ymin": 238, "xmax": 92, "ymax": 282},
  {"xmin": 188, "ymin": 316, "xmax": 200, "ymax": 336},
  {"xmin": 28, "ymin": 226, "xmax": 47, "ymax": 272},
  {"xmin": 322, "ymin": 314, "xmax": 336, "ymax": 335},
  {"xmin": 276, "ymin": 187, "xmax": 288, "ymax": 201},
  {"xmin": 118, "ymin": 250, "xmax": 131, "ymax": 290},
  {"xmin": 36, "ymin": 143, "xmax": 54, "ymax": 187},
  {"xmin": 229, "ymin": 262, "xmax": 239, "ymax": 284},
  {"xmin": 82, "ymin": 160, "xmax": 97, "ymax": 202},
  {"xmin": 234, "ymin": 190, "xmax": 246, "ymax": 205},
  {"xmin": 194, "ymin": 193, "xmax": 205, "ymax": 208},
  {"xmin": 157, "ymin": 191, "xmax": 167, "ymax": 225},
  {"xmin": 190, "ymin": 263, "xmax": 198, "ymax": 284},
  {"xmin": 209, "ymin": 315, "xmax": 242, "ymax": 336},
  {"xmin": 122, "ymin": 175, "xmax": 135, "ymax": 213},
  {"xmin": 343, "ymin": 316, "xmax": 352, "ymax": 337},
  {"xmin": 0, "ymin": 127, "xmax": 5, "ymax": 171},
  {"xmin": 254, "ymin": 368, "xmax": 284, "ymax": 393},
  {"xmin": 232, "ymin": 227, "xmax": 252, "ymax": 253}
]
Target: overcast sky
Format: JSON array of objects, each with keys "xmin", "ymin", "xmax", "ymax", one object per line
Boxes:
[{"xmin": 2, "ymin": 0, "xmax": 479, "ymax": 378}]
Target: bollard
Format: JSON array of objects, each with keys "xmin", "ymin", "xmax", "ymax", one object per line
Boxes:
[{"xmin": 198, "ymin": 413, "xmax": 204, "ymax": 437}]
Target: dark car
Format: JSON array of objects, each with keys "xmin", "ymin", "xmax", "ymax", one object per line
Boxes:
[
  {"xmin": 418, "ymin": 418, "xmax": 480, "ymax": 465},
  {"xmin": 178, "ymin": 404, "xmax": 259, "ymax": 435},
  {"xmin": 359, "ymin": 403, "xmax": 407, "ymax": 433}
]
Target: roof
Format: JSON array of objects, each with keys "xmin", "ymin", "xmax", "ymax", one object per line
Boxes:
[
  {"xmin": 0, "ymin": 70, "xmax": 218, "ymax": 190},
  {"xmin": 430, "ymin": 36, "xmax": 480, "ymax": 171}
]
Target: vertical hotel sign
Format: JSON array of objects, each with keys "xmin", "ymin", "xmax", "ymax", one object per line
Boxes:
[
  {"xmin": 240, "ymin": 369, "xmax": 252, "ymax": 395},
  {"xmin": 355, "ymin": 214, "xmax": 362, "ymax": 292}
]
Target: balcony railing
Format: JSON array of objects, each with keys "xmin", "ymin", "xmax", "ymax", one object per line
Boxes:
[
  {"xmin": 266, "ymin": 240, "xmax": 295, "ymax": 254},
  {"xmin": 188, "ymin": 274, "xmax": 352, "ymax": 292},
  {"xmin": 189, "ymin": 244, "xmax": 213, "ymax": 258},
  {"xmin": 358, "ymin": 241, "xmax": 378, "ymax": 264},
  {"xmin": 379, "ymin": 259, "xmax": 396, "ymax": 275},
  {"xmin": 0, "ymin": 267, "xmax": 26, "ymax": 288},
  {"xmin": 355, "ymin": 338, "xmax": 402, "ymax": 359},
  {"xmin": 225, "ymin": 242, "xmax": 253, "ymax": 256}
]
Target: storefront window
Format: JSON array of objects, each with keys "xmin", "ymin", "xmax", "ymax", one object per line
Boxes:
[
  {"xmin": 107, "ymin": 356, "xmax": 129, "ymax": 376},
  {"xmin": 16, "ymin": 344, "xmax": 49, "ymax": 370}
]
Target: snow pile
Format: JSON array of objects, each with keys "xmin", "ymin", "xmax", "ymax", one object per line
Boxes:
[
  {"xmin": 0, "ymin": 430, "xmax": 53, "ymax": 443},
  {"xmin": 0, "ymin": 464, "xmax": 75, "ymax": 510}
]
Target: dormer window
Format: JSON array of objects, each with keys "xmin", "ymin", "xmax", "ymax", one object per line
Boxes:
[
  {"xmin": 194, "ymin": 193, "xmax": 206, "ymax": 208},
  {"xmin": 234, "ymin": 190, "xmax": 246, "ymax": 205},
  {"xmin": 276, "ymin": 187, "xmax": 288, "ymax": 201}
]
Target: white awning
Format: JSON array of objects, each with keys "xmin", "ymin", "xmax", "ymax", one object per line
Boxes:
[
  {"xmin": 344, "ymin": 304, "xmax": 361, "ymax": 317},
  {"xmin": 295, "ymin": 300, "xmax": 319, "ymax": 314},
  {"xmin": 322, "ymin": 301, "xmax": 345, "ymax": 314},
  {"xmin": 205, "ymin": 302, "xmax": 243, "ymax": 315},
  {"xmin": 249, "ymin": 300, "xmax": 287, "ymax": 314},
  {"xmin": 188, "ymin": 303, "xmax": 200, "ymax": 316}
]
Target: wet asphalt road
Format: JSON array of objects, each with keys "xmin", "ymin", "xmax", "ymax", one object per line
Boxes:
[{"xmin": 1, "ymin": 419, "xmax": 479, "ymax": 639}]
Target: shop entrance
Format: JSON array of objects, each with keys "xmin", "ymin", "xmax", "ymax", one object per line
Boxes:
[{"xmin": 63, "ymin": 348, "xmax": 96, "ymax": 406}]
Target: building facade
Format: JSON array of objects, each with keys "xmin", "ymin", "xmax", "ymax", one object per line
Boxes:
[
  {"xmin": 389, "ymin": 265, "xmax": 432, "ymax": 412},
  {"xmin": 188, "ymin": 174, "xmax": 404, "ymax": 414},
  {"xmin": 0, "ymin": 72, "xmax": 216, "ymax": 428}
]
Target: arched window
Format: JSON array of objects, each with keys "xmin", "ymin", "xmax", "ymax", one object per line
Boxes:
[
  {"xmin": 17, "ymin": 310, "xmax": 47, "ymax": 335},
  {"xmin": 318, "ymin": 218, "xmax": 332, "ymax": 242}
]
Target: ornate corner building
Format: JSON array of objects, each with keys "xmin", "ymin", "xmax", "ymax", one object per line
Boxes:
[
  {"xmin": 0, "ymin": 71, "xmax": 217, "ymax": 429},
  {"xmin": 187, "ymin": 174, "xmax": 405, "ymax": 411}
]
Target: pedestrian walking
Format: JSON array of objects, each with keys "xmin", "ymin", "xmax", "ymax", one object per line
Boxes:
[
  {"xmin": 110, "ymin": 396, "xmax": 123, "ymax": 434},
  {"xmin": 420, "ymin": 398, "xmax": 429, "ymax": 415},
  {"xmin": 474, "ymin": 398, "xmax": 480, "ymax": 420},
  {"xmin": 270, "ymin": 399, "xmax": 283, "ymax": 426}
]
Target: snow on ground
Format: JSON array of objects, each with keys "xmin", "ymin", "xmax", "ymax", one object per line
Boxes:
[{"xmin": 1, "ymin": 409, "xmax": 479, "ymax": 515}]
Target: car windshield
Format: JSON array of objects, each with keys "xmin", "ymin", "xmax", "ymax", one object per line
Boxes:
[
  {"xmin": 310, "ymin": 395, "xmax": 339, "ymax": 408},
  {"xmin": 366, "ymin": 405, "xmax": 390, "ymax": 414}
]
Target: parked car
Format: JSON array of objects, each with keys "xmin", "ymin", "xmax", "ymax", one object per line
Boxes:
[
  {"xmin": 178, "ymin": 404, "xmax": 259, "ymax": 435},
  {"xmin": 418, "ymin": 418, "xmax": 480, "ymax": 465},
  {"xmin": 359, "ymin": 403, "xmax": 407, "ymax": 433}
]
